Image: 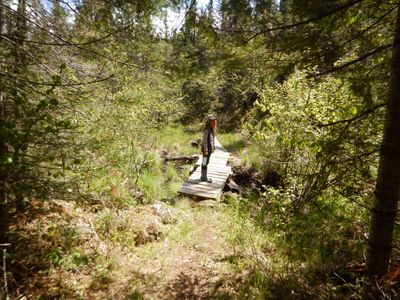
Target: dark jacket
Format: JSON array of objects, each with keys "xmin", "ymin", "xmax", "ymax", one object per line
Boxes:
[{"xmin": 201, "ymin": 127, "xmax": 215, "ymax": 156}]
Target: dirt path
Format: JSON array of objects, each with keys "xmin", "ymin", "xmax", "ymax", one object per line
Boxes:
[
  {"xmin": 132, "ymin": 201, "xmax": 236, "ymax": 299},
  {"xmin": 157, "ymin": 207, "xmax": 231, "ymax": 298},
  {"xmin": 13, "ymin": 198, "xmax": 251, "ymax": 299}
]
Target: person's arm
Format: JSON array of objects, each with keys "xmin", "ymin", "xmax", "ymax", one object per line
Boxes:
[
  {"xmin": 211, "ymin": 131, "xmax": 215, "ymax": 152},
  {"xmin": 202, "ymin": 129, "xmax": 209, "ymax": 155}
]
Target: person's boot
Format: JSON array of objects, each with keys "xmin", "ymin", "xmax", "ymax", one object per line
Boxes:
[
  {"xmin": 200, "ymin": 166, "xmax": 207, "ymax": 181},
  {"xmin": 200, "ymin": 166, "xmax": 212, "ymax": 183}
]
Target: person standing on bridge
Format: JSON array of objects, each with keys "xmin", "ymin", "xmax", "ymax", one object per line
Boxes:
[{"xmin": 200, "ymin": 115, "xmax": 216, "ymax": 183}]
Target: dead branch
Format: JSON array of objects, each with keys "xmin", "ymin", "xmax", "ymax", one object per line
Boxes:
[{"xmin": 163, "ymin": 155, "xmax": 199, "ymax": 164}]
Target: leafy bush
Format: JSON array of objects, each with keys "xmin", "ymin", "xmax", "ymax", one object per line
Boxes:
[
  {"xmin": 246, "ymin": 70, "xmax": 380, "ymax": 203},
  {"xmin": 235, "ymin": 70, "xmax": 379, "ymax": 296}
]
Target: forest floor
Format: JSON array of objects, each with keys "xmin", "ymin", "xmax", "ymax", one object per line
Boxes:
[
  {"xmin": 9, "ymin": 195, "xmax": 272, "ymax": 299},
  {"xmin": 6, "ymin": 125, "xmax": 375, "ymax": 299},
  {"xmin": 5, "ymin": 126, "xmax": 278, "ymax": 299},
  {"xmin": 132, "ymin": 200, "xmax": 239, "ymax": 299}
]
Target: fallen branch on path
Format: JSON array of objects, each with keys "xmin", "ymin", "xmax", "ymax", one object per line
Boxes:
[{"xmin": 163, "ymin": 155, "xmax": 199, "ymax": 164}]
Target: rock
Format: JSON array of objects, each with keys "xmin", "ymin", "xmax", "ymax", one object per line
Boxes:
[
  {"xmin": 251, "ymin": 182, "xmax": 261, "ymax": 192},
  {"xmin": 146, "ymin": 222, "xmax": 163, "ymax": 239},
  {"xmin": 130, "ymin": 190, "xmax": 144, "ymax": 202},
  {"xmin": 135, "ymin": 221, "xmax": 163, "ymax": 246},
  {"xmin": 152, "ymin": 202, "xmax": 178, "ymax": 224},
  {"xmin": 159, "ymin": 149, "xmax": 169, "ymax": 158},
  {"xmin": 224, "ymin": 178, "xmax": 241, "ymax": 193}
]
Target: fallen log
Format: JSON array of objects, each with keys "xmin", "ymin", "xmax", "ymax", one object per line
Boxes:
[{"xmin": 164, "ymin": 154, "xmax": 199, "ymax": 164}]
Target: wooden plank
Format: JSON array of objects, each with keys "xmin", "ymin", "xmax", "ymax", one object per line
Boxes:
[
  {"xmin": 186, "ymin": 180, "xmax": 225, "ymax": 186},
  {"xmin": 192, "ymin": 165, "xmax": 231, "ymax": 170},
  {"xmin": 179, "ymin": 190, "xmax": 216, "ymax": 196},
  {"xmin": 179, "ymin": 187, "xmax": 220, "ymax": 195},
  {"xmin": 194, "ymin": 148, "xmax": 230, "ymax": 166},
  {"xmin": 182, "ymin": 179, "xmax": 227, "ymax": 187},
  {"xmin": 179, "ymin": 185, "xmax": 221, "ymax": 193},
  {"xmin": 189, "ymin": 170, "xmax": 230, "ymax": 176},
  {"xmin": 180, "ymin": 183, "xmax": 223, "ymax": 191},
  {"xmin": 179, "ymin": 191, "xmax": 218, "ymax": 198},
  {"xmin": 179, "ymin": 187, "xmax": 217, "ymax": 193},
  {"xmin": 187, "ymin": 176, "xmax": 229, "ymax": 183},
  {"xmin": 189, "ymin": 173, "xmax": 230, "ymax": 179},
  {"xmin": 190, "ymin": 166, "xmax": 230, "ymax": 171},
  {"xmin": 178, "ymin": 191, "xmax": 219, "ymax": 199},
  {"xmin": 179, "ymin": 184, "xmax": 221, "ymax": 192},
  {"xmin": 190, "ymin": 167, "xmax": 231, "ymax": 173},
  {"xmin": 189, "ymin": 169, "xmax": 231, "ymax": 176}
]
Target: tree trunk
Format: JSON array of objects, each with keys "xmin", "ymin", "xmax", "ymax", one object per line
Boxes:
[
  {"xmin": 0, "ymin": 200, "xmax": 8, "ymax": 243},
  {"xmin": 52, "ymin": 0, "xmax": 65, "ymax": 34},
  {"xmin": 365, "ymin": 3, "xmax": 400, "ymax": 293},
  {"xmin": 13, "ymin": 0, "xmax": 27, "ymax": 212},
  {"xmin": 0, "ymin": 0, "xmax": 3, "ymax": 36},
  {"xmin": 15, "ymin": 0, "xmax": 27, "ymax": 66},
  {"xmin": 221, "ymin": 0, "xmax": 228, "ymax": 33},
  {"xmin": 0, "ymin": 89, "xmax": 8, "ymax": 242},
  {"xmin": 0, "ymin": 0, "xmax": 9, "ymax": 242}
]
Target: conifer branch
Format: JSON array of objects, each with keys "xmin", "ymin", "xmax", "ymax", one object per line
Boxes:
[
  {"xmin": 319, "ymin": 103, "xmax": 386, "ymax": 128},
  {"xmin": 312, "ymin": 44, "xmax": 392, "ymax": 76},
  {"xmin": 246, "ymin": 0, "xmax": 363, "ymax": 42}
]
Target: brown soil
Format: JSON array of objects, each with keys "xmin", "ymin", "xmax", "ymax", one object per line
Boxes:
[
  {"xmin": 156, "ymin": 208, "xmax": 232, "ymax": 299},
  {"xmin": 6, "ymin": 199, "xmax": 240, "ymax": 299}
]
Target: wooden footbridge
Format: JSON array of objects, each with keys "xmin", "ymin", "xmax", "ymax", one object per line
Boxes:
[{"xmin": 178, "ymin": 138, "xmax": 231, "ymax": 200}]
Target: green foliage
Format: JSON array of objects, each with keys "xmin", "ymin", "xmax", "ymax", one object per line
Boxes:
[
  {"xmin": 149, "ymin": 124, "xmax": 199, "ymax": 156},
  {"xmin": 230, "ymin": 69, "xmax": 380, "ymax": 297},
  {"xmin": 181, "ymin": 76, "xmax": 220, "ymax": 122},
  {"xmin": 261, "ymin": 187, "xmax": 366, "ymax": 265},
  {"xmin": 216, "ymin": 132, "xmax": 247, "ymax": 154},
  {"xmin": 222, "ymin": 191, "xmax": 367, "ymax": 299},
  {"xmin": 77, "ymin": 123, "xmax": 195, "ymax": 207},
  {"xmin": 2, "ymin": 0, "xmax": 398, "ymax": 298},
  {"xmin": 246, "ymin": 70, "xmax": 381, "ymax": 201}
]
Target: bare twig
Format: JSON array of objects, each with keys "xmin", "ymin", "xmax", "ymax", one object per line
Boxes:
[
  {"xmin": 0, "ymin": 71, "xmax": 114, "ymax": 86},
  {"xmin": 88, "ymin": 220, "xmax": 107, "ymax": 256},
  {"xmin": 0, "ymin": 244, "xmax": 11, "ymax": 300},
  {"xmin": 133, "ymin": 141, "xmax": 156, "ymax": 194},
  {"xmin": 0, "ymin": 3, "xmax": 163, "ymax": 73}
]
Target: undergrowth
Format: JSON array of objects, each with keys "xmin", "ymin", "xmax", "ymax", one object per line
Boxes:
[
  {"xmin": 221, "ymin": 190, "xmax": 369, "ymax": 299},
  {"xmin": 3, "ymin": 123, "xmax": 381, "ymax": 299}
]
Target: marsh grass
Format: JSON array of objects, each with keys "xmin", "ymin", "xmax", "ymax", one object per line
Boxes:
[
  {"xmin": 83, "ymin": 124, "xmax": 262, "ymax": 207},
  {"xmin": 79, "ymin": 124, "xmax": 201, "ymax": 207},
  {"xmin": 217, "ymin": 132, "xmax": 247, "ymax": 154},
  {"xmin": 149, "ymin": 124, "xmax": 200, "ymax": 156},
  {"xmin": 218, "ymin": 131, "xmax": 267, "ymax": 172}
]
